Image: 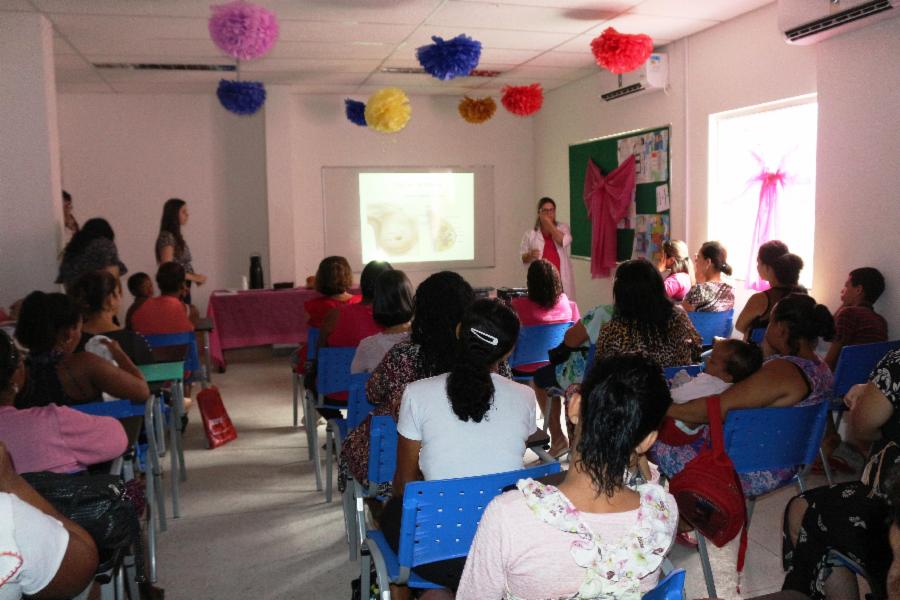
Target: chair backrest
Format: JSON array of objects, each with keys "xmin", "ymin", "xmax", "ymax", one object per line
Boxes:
[
  {"xmin": 306, "ymin": 327, "xmax": 320, "ymax": 361},
  {"xmin": 346, "ymin": 372, "xmax": 372, "ymax": 431},
  {"xmin": 687, "ymin": 309, "xmax": 734, "ymax": 346},
  {"xmin": 662, "ymin": 364, "xmax": 703, "ymax": 381},
  {"xmin": 833, "ymin": 339, "xmax": 900, "ymax": 397},
  {"xmin": 399, "ymin": 462, "xmax": 562, "ymax": 569},
  {"xmin": 367, "ymin": 415, "xmax": 398, "ymax": 487},
  {"xmin": 315, "ymin": 346, "xmax": 357, "ymax": 397},
  {"xmin": 143, "ymin": 331, "xmax": 201, "ymax": 374},
  {"xmin": 642, "ymin": 568, "xmax": 685, "ymax": 600},
  {"xmin": 508, "ymin": 322, "xmax": 572, "ymax": 370},
  {"xmin": 749, "ymin": 327, "xmax": 766, "ymax": 344},
  {"xmin": 723, "ymin": 401, "xmax": 830, "ymax": 473}
]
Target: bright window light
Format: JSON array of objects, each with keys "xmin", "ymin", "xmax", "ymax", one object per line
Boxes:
[{"xmin": 708, "ymin": 96, "xmax": 817, "ymax": 289}]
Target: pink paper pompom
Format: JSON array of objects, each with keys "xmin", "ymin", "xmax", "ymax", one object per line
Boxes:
[
  {"xmin": 501, "ymin": 84, "xmax": 544, "ymax": 117},
  {"xmin": 209, "ymin": 1, "xmax": 279, "ymax": 61},
  {"xmin": 590, "ymin": 27, "xmax": 653, "ymax": 74}
]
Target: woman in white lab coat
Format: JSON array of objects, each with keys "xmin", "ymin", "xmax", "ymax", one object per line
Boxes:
[{"xmin": 519, "ymin": 197, "xmax": 575, "ymax": 299}]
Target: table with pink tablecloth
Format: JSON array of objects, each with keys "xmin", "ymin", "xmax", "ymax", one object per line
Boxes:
[{"xmin": 206, "ymin": 288, "xmax": 316, "ymax": 370}]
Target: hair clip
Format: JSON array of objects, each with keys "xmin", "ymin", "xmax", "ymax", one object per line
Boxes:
[{"xmin": 470, "ymin": 327, "xmax": 498, "ymax": 346}]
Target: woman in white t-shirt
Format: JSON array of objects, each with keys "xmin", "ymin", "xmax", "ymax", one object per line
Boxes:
[{"xmin": 381, "ymin": 298, "xmax": 536, "ymax": 598}]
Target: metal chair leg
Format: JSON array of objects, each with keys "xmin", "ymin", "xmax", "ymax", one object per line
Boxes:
[
  {"xmin": 292, "ymin": 372, "xmax": 300, "ymax": 428},
  {"xmin": 697, "ymin": 534, "xmax": 717, "ymax": 599},
  {"xmin": 817, "ymin": 447, "xmax": 835, "ymax": 486},
  {"xmin": 325, "ymin": 424, "xmax": 335, "ymax": 502}
]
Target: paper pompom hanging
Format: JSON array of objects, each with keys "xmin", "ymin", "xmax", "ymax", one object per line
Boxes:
[
  {"xmin": 364, "ymin": 88, "xmax": 411, "ymax": 133},
  {"xmin": 590, "ymin": 27, "xmax": 653, "ymax": 74},
  {"xmin": 345, "ymin": 99, "xmax": 367, "ymax": 126},
  {"xmin": 209, "ymin": 1, "xmax": 279, "ymax": 61},
  {"xmin": 217, "ymin": 80, "xmax": 266, "ymax": 115},
  {"xmin": 416, "ymin": 34, "xmax": 482, "ymax": 80},
  {"xmin": 458, "ymin": 96, "xmax": 496, "ymax": 124},
  {"xmin": 501, "ymin": 84, "xmax": 543, "ymax": 117}
]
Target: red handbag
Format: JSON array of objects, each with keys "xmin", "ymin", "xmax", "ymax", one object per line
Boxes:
[
  {"xmin": 196, "ymin": 386, "xmax": 238, "ymax": 449},
  {"xmin": 668, "ymin": 395, "xmax": 749, "ymax": 571}
]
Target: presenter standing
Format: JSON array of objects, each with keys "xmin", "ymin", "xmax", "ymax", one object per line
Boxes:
[
  {"xmin": 519, "ymin": 197, "xmax": 575, "ymax": 298},
  {"xmin": 156, "ymin": 198, "xmax": 207, "ymax": 305}
]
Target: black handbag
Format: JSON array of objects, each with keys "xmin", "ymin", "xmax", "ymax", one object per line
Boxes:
[{"xmin": 22, "ymin": 471, "xmax": 145, "ymax": 581}]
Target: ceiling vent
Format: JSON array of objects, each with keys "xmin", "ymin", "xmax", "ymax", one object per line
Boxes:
[
  {"xmin": 379, "ymin": 66, "xmax": 501, "ymax": 78},
  {"xmin": 92, "ymin": 63, "xmax": 236, "ymax": 71},
  {"xmin": 779, "ymin": 0, "xmax": 897, "ymax": 45}
]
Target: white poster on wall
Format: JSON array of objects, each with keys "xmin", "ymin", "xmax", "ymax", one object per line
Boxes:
[{"xmin": 617, "ymin": 130, "xmax": 669, "ymax": 184}]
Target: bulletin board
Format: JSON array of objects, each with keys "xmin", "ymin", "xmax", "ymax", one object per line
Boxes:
[{"xmin": 569, "ymin": 125, "xmax": 671, "ymax": 262}]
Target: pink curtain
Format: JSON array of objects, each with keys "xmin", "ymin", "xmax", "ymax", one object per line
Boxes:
[
  {"xmin": 745, "ymin": 152, "xmax": 788, "ymax": 290},
  {"xmin": 584, "ymin": 155, "xmax": 636, "ymax": 278}
]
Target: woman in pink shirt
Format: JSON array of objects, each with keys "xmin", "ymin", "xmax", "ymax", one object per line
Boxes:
[
  {"xmin": 0, "ymin": 331, "xmax": 126, "ymax": 474},
  {"xmin": 658, "ymin": 240, "xmax": 694, "ymax": 302},
  {"xmin": 511, "ymin": 259, "xmax": 579, "ymax": 455},
  {"xmin": 458, "ymin": 355, "xmax": 678, "ymax": 599}
]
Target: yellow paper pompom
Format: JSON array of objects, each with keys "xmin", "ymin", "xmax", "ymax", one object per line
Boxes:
[
  {"xmin": 458, "ymin": 96, "xmax": 496, "ymax": 124},
  {"xmin": 364, "ymin": 87, "xmax": 411, "ymax": 133}
]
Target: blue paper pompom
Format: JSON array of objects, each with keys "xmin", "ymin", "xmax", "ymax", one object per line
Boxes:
[
  {"xmin": 416, "ymin": 34, "xmax": 482, "ymax": 81},
  {"xmin": 345, "ymin": 98, "xmax": 367, "ymax": 126},
  {"xmin": 217, "ymin": 79, "xmax": 266, "ymax": 115}
]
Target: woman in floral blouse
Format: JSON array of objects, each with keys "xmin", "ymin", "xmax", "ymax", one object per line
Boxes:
[
  {"xmin": 682, "ymin": 241, "xmax": 735, "ymax": 313},
  {"xmin": 339, "ymin": 271, "xmax": 477, "ymax": 493}
]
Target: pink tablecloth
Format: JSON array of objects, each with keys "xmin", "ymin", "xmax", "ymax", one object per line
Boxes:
[{"xmin": 207, "ymin": 288, "xmax": 316, "ymax": 369}]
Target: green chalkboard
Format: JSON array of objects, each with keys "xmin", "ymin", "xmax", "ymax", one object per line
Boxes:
[{"xmin": 569, "ymin": 126, "xmax": 671, "ymax": 260}]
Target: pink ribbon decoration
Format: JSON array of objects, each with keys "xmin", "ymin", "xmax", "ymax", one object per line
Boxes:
[
  {"xmin": 583, "ymin": 155, "xmax": 636, "ymax": 278},
  {"xmin": 745, "ymin": 151, "xmax": 793, "ymax": 290}
]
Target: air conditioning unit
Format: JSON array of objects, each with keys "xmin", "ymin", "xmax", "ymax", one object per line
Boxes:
[
  {"xmin": 599, "ymin": 53, "xmax": 668, "ymax": 102},
  {"xmin": 779, "ymin": 0, "xmax": 897, "ymax": 45}
]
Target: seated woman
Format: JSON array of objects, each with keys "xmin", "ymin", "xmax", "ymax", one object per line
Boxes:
[
  {"xmin": 340, "ymin": 271, "xmax": 476, "ymax": 494},
  {"xmin": 510, "ymin": 259, "xmax": 579, "ymax": 456},
  {"xmin": 55, "ymin": 218, "xmax": 127, "ymax": 293},
  {"xmin": 595, "ymin": 259, "xmax": 702, "ymax": 368},
  {"xmin": 351, "ymin": 270, "xmax": 413, "ymax": 374},
  {"xmin": 0, "ymin": 443, "xmax": 99, "ymax": 600},
  {"xmin": 0, "ymin": 331, "xmax": 126, "ymax": 474},
  {"xmin": 510, "ymin": 259, "xmax": 579, "ymax": 326},
  {"xmin": 382, "ymin": 298, "xmax": 536, "ymax": 597},
  {"xmin": 682, "ymin": 240, "xmax": 735, "ymax": 313},
  {"xmin": 321, "ymin": 260, "xmax": 392, "ymax": 347},
  {"xmin": 782, "ymin": 348, "xmax": 900, "ymax": 600},
  {"xmin": 14, "ymin": 292, "xmax": 149, "ymax": 409},
  {"xmin": 651, "ymin": 293, "xmax": 834, "ymax": 498},
  {"xmin": 69, "ymin": 270, "xmax": 154, "ymax": 365},
  {"xmin": 458, "ymin": 355, "xmax": 678, "ymax": 599},
  {"xmin": 735, "ymin": 240, "xmax": 805, "ymax": 339},
  {"xmin": 304, "ymin": 256, "xmax": 360, "ymax": 330},
  {"xmin": 658, "ymin": 240, "xmax": 695, "ymax": 302}
]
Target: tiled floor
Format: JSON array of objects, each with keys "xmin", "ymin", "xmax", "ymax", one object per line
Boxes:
[{"xmin": 154, "ymin": 348, "xmax": 841, "ymax": 599}]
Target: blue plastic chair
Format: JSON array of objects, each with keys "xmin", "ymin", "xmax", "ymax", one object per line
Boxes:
[
  {"xmin": 362, "ymin": 462, "xmax": 562, "ymax": 594},
  {"xmin": 749, "ymin": 327, "xmax": 766, "ymax": 344},
  {"xmin": 832, "ymin": 339, "xmax": 900, "ymax": 397},
  {"xmin": 325, "ymin": 372, "xmax": 372, "ymax": 503},
  {"xmin": 292, "ymin": 327, "xmax": 321, "ymax": 428},
  {"xmin": 508, "ymin": 322, "xmax": 573, "ymax": 381},
  {"xmin": 306, "ymin": 327, "xmax": 320, "ymax": 361},
  {"xmin": 143, "ymin": 332, "xmax": 202, "ymax": 383},
  {"xmin": 687, "ymin": 309, "xmax": 734, "ymax": 346},
  {"xmin": 693, "ymin": 400, "xmax": 831, "ymax": 598},
  {"xmin": 643, "ymin": 568, "xmax": 685, "ymax": 599},
  {"xmin": 306, "ymin": 346, "xmax": 356, "ymax": 492},
  {"xmin": 663, "ymin": 364, "xmax": 703, "ymax": 381}
]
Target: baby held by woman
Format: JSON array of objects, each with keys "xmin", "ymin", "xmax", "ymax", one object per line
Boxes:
[{"xmin": 661, "ymin": 339, "xmax": 763, "ymax": 442}]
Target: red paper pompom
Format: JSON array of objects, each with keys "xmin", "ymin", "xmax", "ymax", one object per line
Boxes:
[
  {"xmin": 590, "ymin": 27, "xmax": 653, "ymax": 74},
  {"xmin": 501, "ymin": 83, "xmax": 544, "ymax": 117}
]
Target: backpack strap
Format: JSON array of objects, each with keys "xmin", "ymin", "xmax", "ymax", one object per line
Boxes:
[{"xmin": 705, "ymin": 395, "xmax": 725, "ymax": 452}]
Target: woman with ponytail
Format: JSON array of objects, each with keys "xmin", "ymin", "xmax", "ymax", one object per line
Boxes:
[
  {"xmin": 381, "ymin": 299, "xmax": 536, "ymax": 597},
  {"xmin": 458, "ymin": 355, "xmax": 677, "ymax": 598},
  {"xmin": 735, "ymin": 240, "xmax": 807, "ymax": 338},
  {"xmin": 652, "ymin": 293, "xmax": 835, "ymax": 497},
  {"xmin": 683, "ymin": 241, "xmax": 735, "ymax": 313},
  {"xmin": 658, "ymin": 240, "xmax": 695, "ymax": 302}
]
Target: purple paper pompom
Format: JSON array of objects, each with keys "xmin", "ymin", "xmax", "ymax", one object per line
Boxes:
[
  {"xmin": 217, "ymin": 80, "xmax": 266, "ymax": 115},
  {"xmin": 416, "ymin": 34, "xmax": 482, "ymax": 81},
  {"xmin": 345, "ymin": 99, "xmax": 367, "ymax": 126},
  {"xmin": 209, "ymin": 1, "xmax": 279, "ymax": 61}
]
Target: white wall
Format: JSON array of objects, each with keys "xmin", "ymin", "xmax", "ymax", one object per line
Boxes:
[
  {"xmin": 57, "ymin": 94, "xmax": 269, "ymax": 313},
  {"xmin": 266, "ymin": 91, "xmax": 536, "ymax": 292},
  {"xmin": 535, "ymin": 3, "xmax": 822, "ymax": 315},
  {"xmin": 814, "ymin": 16, "xmax": 900, "ymax": 331}
]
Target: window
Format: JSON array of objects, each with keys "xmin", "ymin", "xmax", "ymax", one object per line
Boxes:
[{"xmin": 708, "ymin": 95, "xmax": 817, "ymax": 289}]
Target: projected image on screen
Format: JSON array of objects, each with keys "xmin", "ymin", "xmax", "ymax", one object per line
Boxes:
[{"xmin": 360, "ymin": 173, "xmax": 475, "ymax": 263}]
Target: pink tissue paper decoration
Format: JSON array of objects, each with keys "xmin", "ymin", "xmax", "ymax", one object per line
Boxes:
[
  {"xmin": 209, "ymin": 1, "xmax": 279, "ymax": 61},
  {"xmin": 745, "ymin": 151, "xmax": 793, "ymax": 291},
  {"xmin": 590, "ymin": 27, "xmax": 653, "ymax": 74}
]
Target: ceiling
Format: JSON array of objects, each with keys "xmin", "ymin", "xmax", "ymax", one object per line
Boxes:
[{"xmin": 4, "ymin": 0, "xmax": 773, "ymax": 95}]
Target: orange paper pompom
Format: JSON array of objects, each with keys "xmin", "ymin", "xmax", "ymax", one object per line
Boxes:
[
  {"xmin": 458, "ymin": 96, "xmax": 496, "ymax": 124},
  {"xmin": 590, "ymin": 27, "xmax": 653, "ymax": 74},
  {"xmin": 501, "ymin": 84, "xmax": 543, "ymax": 117}
]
